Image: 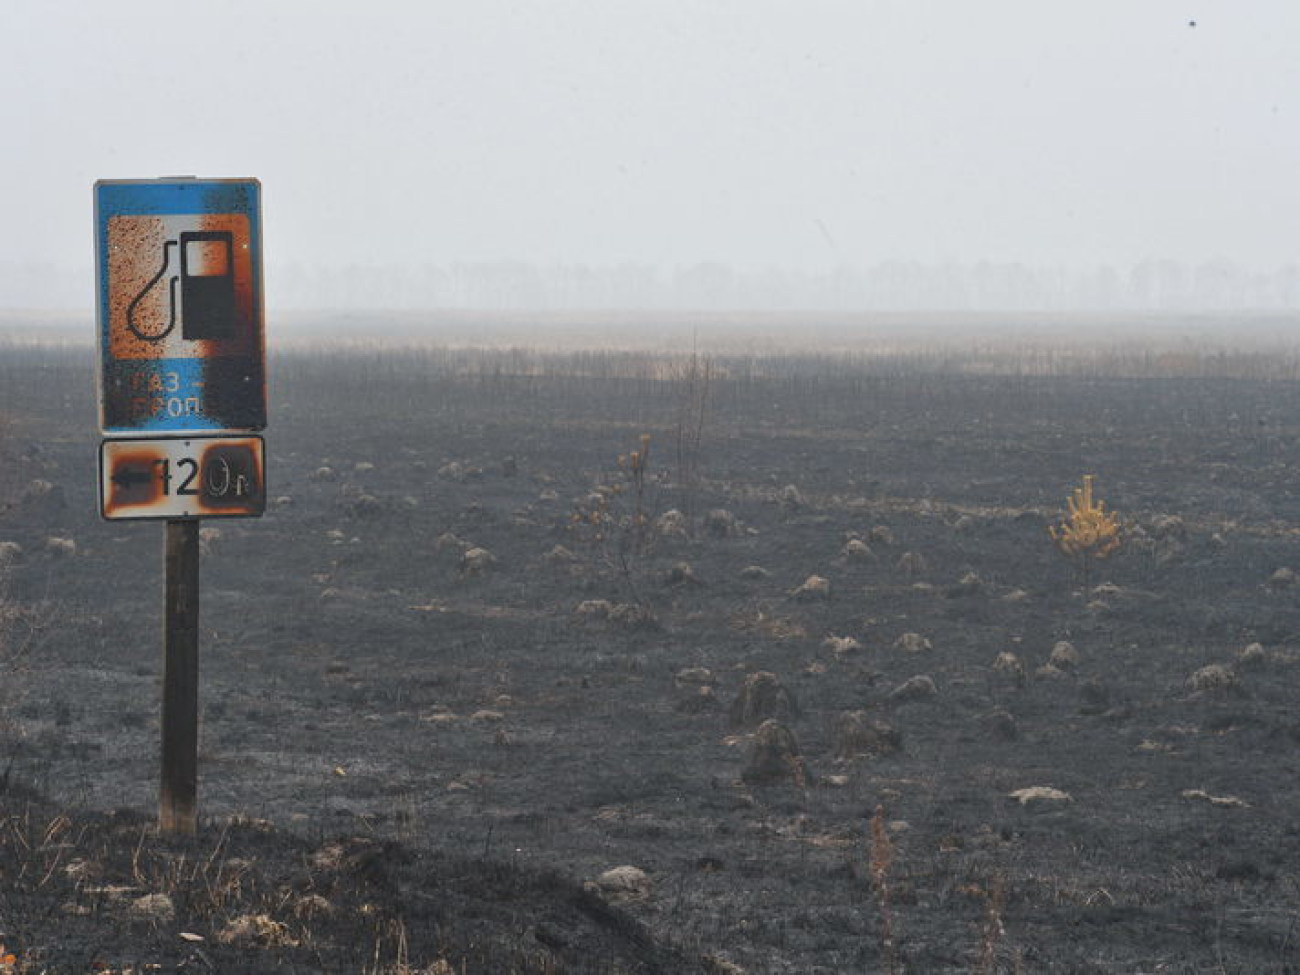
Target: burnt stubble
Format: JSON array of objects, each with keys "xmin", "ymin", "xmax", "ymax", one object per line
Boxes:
[{"xmin": 2, "ymin": 335, "xmax": 1299, "ymax": 973}]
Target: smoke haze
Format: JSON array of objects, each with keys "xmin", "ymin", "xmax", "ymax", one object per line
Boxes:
[{"xmin": 3, "ymin": 2, "xmax": 1298, "ymax": 315}]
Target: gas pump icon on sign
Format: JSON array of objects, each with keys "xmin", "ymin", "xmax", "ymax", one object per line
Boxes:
[
  {"xmin": 126, "ymin": 231, "xmax": 237, "ymax": 342},
  {"xmin": 180, "ymin": 231, "xmax": 236, "ymax": 340}
]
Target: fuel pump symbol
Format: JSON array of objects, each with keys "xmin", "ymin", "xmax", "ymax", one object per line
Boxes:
[
  {"xmin": 180, "ymin": 231, "xmax": 236, "ymax": 340},
  {"xmin": 125, "ymin": 230, "xmax": 237, "ymax": 342}
]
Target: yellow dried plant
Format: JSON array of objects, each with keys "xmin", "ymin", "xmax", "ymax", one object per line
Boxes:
[
  {"xmin": 617, "ymin": 433, "xmax": 652, "ymax": 482},
  {"xmin": 616, "ymin": 433, "xmax": 652, "ymax": 539},
  {"xmin": 1049, "ymin": 474, "xmax": 1121, "ymax": 589}
]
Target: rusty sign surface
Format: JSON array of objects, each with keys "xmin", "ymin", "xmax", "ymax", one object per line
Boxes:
[
  {"xmin": 99, "ymin": 436, "xmax": 266, "ymax": 520},
  {"xmin": 95, "ymin": 179, "xmax": 266, "ymax": 435}
]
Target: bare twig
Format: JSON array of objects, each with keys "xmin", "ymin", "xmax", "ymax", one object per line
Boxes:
[{"xmin": 869, "ymin": 805, "xmax": 900, "ymax": 975}]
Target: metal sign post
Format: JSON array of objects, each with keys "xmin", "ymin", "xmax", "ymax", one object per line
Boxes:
[
  {"xmin": 95, "ymin": 177, "xmax": 267, "ymax": 836},
  {"xmin": 161, "ymin": 520, "xmax": 200, "ymax": 834}
]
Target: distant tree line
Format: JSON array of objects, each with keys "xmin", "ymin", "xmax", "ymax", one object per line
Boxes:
[
  {"xmin": 4, "ymin": 258, "xmax": 1299, "ymax": 313},
  {"xmin": 263, "ymin": 259, "xmax": 1300, "ymax": 312}
]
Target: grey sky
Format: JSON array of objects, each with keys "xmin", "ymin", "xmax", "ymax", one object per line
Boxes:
[{"xmin": 4, "ymin": 1, "xmax": 1299, "ymax": 308}]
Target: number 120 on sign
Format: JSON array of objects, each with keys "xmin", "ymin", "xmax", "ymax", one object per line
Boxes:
[{"xmin": 100, "ymin": 436, "xmax": 266, "ymax": 520}]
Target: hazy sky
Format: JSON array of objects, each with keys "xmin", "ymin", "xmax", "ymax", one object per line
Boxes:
[{"xmin": 4, "ymin": 1, "xmax": 1299, "ymax": 296}]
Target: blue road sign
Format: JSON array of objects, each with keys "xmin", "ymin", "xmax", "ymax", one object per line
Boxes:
[{"xmin": 95, "ymin": 178, "xmax": 266, "ymax": 435}]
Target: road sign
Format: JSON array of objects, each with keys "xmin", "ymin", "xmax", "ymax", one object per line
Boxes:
[
  {"xmin": 99, "ymin": 436, "xmax": 266, "ymax": 520},
  {"xmin": 95, "ymin": 178, "xmax": 266, "ymax": 435}
]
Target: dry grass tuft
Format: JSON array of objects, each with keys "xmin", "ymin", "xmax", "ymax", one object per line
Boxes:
[
  {"xmin": 974, "ymin": 876, "xmax": 1008, "ymax": 975},
  {"xmin": 729, "ymin": 605, "xmax": 806, "ymax": 640},
  {"xmin": 729, "ymin": 671, "xmax": 800, "ymax": 728},
  {"xmin": 1187, "ymin": 663, "xmax": 1239, "ymax": 694},
  {"xmin": 790, "ymin": 574, "xmax": 831, "ymax": 601},
  {"xmin": 833, "ymin": 711, "xmax": 901, "ymax": 761},
  {"xmin": 216, "ymin": 913, "xmax": 297, "ymax": 947},
  {"xmin": 741, "ymin": 719, "xmax": 808, "ymax": 787},
  {"xmin": 869, "ymin": 805, "xmax": 899, "ymax": 975}
]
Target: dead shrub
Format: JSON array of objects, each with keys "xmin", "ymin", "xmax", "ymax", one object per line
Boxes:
[
  {"xmin": 674, "ymin": 666, "xmax": 714, "ymax": 686},
  {"xmin": 1007, "ymin": 786, "xmax": 1072, "ymax": 810},
  {"xmin": 1035, "ymin": 663, "xmax": 1067, "ymax": 681},
  {"xmin": 741, "ymin": 719, "xmax": 809, "ymax": 786},
  {"xmin": 44, "ymin": 537, "xmax": 76, "ymax": 558},
  {"xmin": 896, "ymin": 551, "xmax": 927, "ymax": 576},
  {"xmin": 703, "ymin": 508, "xmax": 740, "ymax": 538},
  {"xmin": 888, "ymin": 674, "xmax": 937, "ymax": 705},
  {"xmin": 590, "ymin": 865, "xmax": 653, "ymax": 901},
  {"xmin": 1268, "ymin": 567, "xmax": 1296, "ymax": 590},
  {"xmin": 459, "ymin": 546, "xmax": 497, "ymax": 576},
  {"xmin": 1151, "ymin": 513, "xmax": 1187, "ymax": 542},
  {"xmin": 655, "ymin": 509, "xmax": 689, "ymax": 539},
  {"xmin": 991, "ymin": 651, "xmax": 1026, "ymax": 686},
  {"xmin": 129, "ymin": 893, "xmax": 176, "ymax": 922},
  {"xmin": 292, "ymin": 894, "xmax": 333, "ymax": 920},
  {"xmin": 946, "ymin": 571, "xmax": 983, "ymax": 597},
  {"xmin": 676, "ymin": 685, "xmax": 721, "ymax": 714},
  {"xmin": 573, "ymin": 599, "xmax": 614, "ymax": 622},
  {"xmin": 1049, "ymin": 640, "xmax": 1079, "ymax": 670},
  {"xmin": 892, "ymin": 632, "xmax": 932, "ymax": 654},
  {"xmin": 729, "ymin": 670, "xmax": 799, "ymax": 728},
  {"xmin": 1235, "ymin": 642, "xmax": 1267, "ymax": 668},
  {"xmin": 868, "ymin": 525, "xmax": 896, "ymax": 547},
  {"xmin": 840, "ymin": 538, "xmax": 875, "ymax": 562},
  {"xmin": 822, "ymin": 635, "xmax": 862, "ymax": 656},
  {"xmin": 729, "ymin": 606, "xmax": 806, "ymax": 640},
  {"xmin": 664, "ymin": 561, "xmax": 701, "ymax": 587},
  {"xmin": 791, "ymin": 574, "xmax": 831, "ymax": 601},
  {"xmin": 607, "ymin": 602, "xmax": 659, "ymax": 630},
  {"xmin": 216, "ymin": 913, "xmax": 297, "ymax": 947},
  {"xmin": 1187, "ymin": 663, "xmax": 1239, "ymax": 694},
  {"xmin": 341, "ymin": 487, "xmax": 383, "ymax": 519},
  {"xmin": 438, "ymin": 460, "xmax": 483, "ymax": 482},
  {"xmin": 833, "ymin": 710, "xmax": 901, "ymax": 760}
]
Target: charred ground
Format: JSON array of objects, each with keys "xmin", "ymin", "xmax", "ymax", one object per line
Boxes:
[{"xmin": 2, "ymin": 335, "xmax": 1300, "ymax": 972}]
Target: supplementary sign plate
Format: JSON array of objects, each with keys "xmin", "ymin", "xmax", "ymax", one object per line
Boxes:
[
  {"xmin": 95, "ymin": 178, "xmax": 266, "ymax": 435},
  {"xmin": 100, "ymin": 436, "xmax": 266, "ymax": 520}
]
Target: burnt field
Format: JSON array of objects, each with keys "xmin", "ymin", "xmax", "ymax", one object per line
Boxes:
[{"xmin": 2, "ymin": 331, "xmax": 1300, "ymax": 973}]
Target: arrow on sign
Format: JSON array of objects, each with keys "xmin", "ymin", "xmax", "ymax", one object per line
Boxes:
[
  {"xmin": 111, "ymin": 467, "xmax": 153, "ymax": 490},
  {"xmin": 100, "ymin": 436, "xmax": 265, "ymax": 520}
]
